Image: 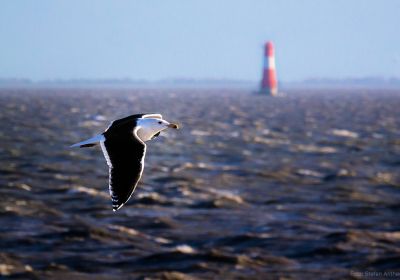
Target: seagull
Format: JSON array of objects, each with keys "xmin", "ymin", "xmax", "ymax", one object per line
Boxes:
[{"xmin": 71, "ymin": 113, "xmax": 179, "ymax": 211}]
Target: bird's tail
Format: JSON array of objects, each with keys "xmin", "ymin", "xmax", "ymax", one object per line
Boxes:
[{"xmin": 70, "ymin": 134, "xmax": 105, "ymax": 148}]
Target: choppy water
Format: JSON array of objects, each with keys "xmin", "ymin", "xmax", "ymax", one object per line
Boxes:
[{"xmin": 0, "ymin": 88, "xmax": 399, "ymax": 279}]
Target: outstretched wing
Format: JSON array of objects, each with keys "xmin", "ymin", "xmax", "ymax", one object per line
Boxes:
[
  {"xmin": 105, "ymin": 113, "xmax": 163, "ymax": 132},
  {"xmin": 100, "ymin": 127, "xmax": 146, "ymax": 211},
  {"xmin": 141, "ymin": 114, "xmax": 162, "ymax": 119}
]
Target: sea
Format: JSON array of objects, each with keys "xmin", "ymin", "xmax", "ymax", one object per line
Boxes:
[{"xmin": 0, "ymin": 88, "xmax": 399, "ymax": 279}]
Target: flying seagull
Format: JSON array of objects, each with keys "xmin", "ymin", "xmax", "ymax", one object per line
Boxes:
[{"xmin": 71, "ymin": 113, "xmax": 179, "ymax": 211}]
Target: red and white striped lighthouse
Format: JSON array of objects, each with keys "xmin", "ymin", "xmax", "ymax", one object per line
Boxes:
[{"xmin": 260, "ymin": 41, "xmax": 278, "ymax": 96}]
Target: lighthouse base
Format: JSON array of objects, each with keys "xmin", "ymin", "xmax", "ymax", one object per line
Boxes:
[{"xmin": 258, "ymin": 88, "xmax": 278, "ymax": 96}]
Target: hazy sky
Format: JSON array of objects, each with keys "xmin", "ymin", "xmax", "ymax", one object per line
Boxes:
[{"xmin": 1, "ymin": 1, "xmax": 399, "ymax": 81}]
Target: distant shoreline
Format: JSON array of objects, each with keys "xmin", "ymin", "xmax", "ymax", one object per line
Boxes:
[{"xmin": 0, "ymin": 77, "xmax": 400, "ymax": 90}]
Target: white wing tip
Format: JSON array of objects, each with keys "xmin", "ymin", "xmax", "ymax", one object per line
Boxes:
[
  {"xmin": 70, "ymin": 134, "xmax": 105, "ymax": 148},
  {"xmin": 113, "ymin": 203, "xmax": 124, "ymax": 211}
]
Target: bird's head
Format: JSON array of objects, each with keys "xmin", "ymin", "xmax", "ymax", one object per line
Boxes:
[{"xmin": 136, "ymin": 118, "xmax": 179, "ymax": 142}]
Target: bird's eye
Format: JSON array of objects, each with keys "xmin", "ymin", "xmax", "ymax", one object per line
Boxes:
[{"xmin": 158, "ymin": 121, "xmax": 162, "ymax": 124}]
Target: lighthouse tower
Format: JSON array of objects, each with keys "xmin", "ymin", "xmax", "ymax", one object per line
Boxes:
[{"xmin": 260, "ymin": 42, "xmax": 278, "ymax": 96}]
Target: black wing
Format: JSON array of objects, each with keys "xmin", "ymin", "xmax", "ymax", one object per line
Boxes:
[{"xmin": 101, "ymin": 127, "xmax": 146, "ymax": 211}]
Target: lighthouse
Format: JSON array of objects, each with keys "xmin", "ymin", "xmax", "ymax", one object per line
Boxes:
[{"xmin": 260, "ymin": 41, "xmax": 278, "ymax": 96}]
